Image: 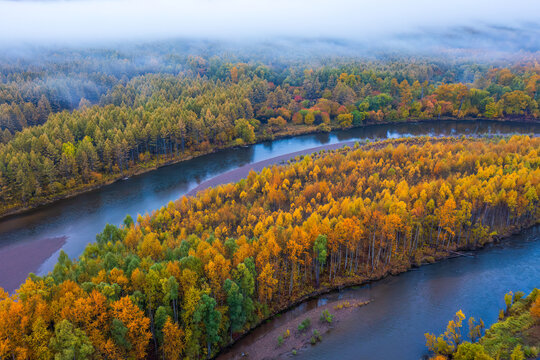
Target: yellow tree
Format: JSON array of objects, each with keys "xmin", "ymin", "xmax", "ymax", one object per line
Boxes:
[
  {"xmin": 162, "ymin": 317, "xmax": 184, "ymax": 360},
  {"xmin": 112, "ymin": 296, "xmax": 151, "ymax": 360}
]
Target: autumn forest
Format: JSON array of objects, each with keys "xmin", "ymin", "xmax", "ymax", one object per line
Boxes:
[
  {"xmin": 1, "ymin": 2, "xmax": 540, "ymax": 358},
  {"xmin": 1, "ymin": 55, "xmax": 539, "ymax": 217},
  {"xmin": 1, "ymin": 135, "xmax": 538, "ymax": 359}
]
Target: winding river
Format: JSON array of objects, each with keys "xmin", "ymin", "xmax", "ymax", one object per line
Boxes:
[{"xmin": 0, "ymin": 120, "xmax": 538, "ymax": 290}]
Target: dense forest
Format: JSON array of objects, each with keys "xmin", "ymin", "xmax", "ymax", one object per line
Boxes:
[
  {"xmin": 0, "ymin": 136, "xmax": 538, "ymax": 359},
  {"xmin": 426, "ymin": 288, "xmax": 540, "ymax": 360},
  {"xmin": 1, "ymin": 52, "xmax": 539, "ymax": 216}
]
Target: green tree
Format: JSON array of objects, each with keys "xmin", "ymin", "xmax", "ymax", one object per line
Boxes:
[
  {"xmin": 234, "ymin": 261, "xmax": 256, "ymax": 324},
  {"xmin": 111, "ymin": 318, "xmax": 131, "ymax": 350},
  {"xmin": 454, "ymin": 342, "xmax": 493, "ymax": 360},
  {"xmin": 313, "ymin": 234, "xmax": 327, "ymax": 287},
  {"xmin": 224, "ymin": 279, "xmax": 245, "ymax": 339},
  {"xmin": 194, "ymin": 293, "xmax": 222, "ymax": 358},
  {"xmin": 49, "ymin": 320, "xmax": 94, "ymax": 360},
  {"xmin": 234, "ymin": 119, "xmax": 255, "ymax": 144}
]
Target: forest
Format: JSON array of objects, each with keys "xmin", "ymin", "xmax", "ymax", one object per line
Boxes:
[
  {"xmin": 0, "ymin": 135, "xmax": 538, "ymax": 359},
  {"xmin": 425, "ymin": 288, "xmax": 540, "ymax": 360},
  {"xmin": 1, "ymin": 52, "xmax": 539, "ymax": 217}
]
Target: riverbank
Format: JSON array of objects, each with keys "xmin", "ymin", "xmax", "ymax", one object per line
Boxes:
[
  {"xmin": 0, "ymin": 236, "xmax": 66, "ymax": 293},
  {"xmin": 220, "ymin": 299, "xmax": 371, "ymax": 360},
  {"xmin": 186, "ymin": 140, "xmax": 359, "ymax": 196},
  {"xmin": 0, "ymin": 134, "xmax": 537, "ymax": 359},
  {"xmin": 2, "ymin": 117, "xmax": 536, "ymax": 220},
  {"xmin": 0, "ymin": 123, "xmax": 314, "ymax": 220},
  {"xmin": 1, "ymin": 129, "xmax": 536, "ymax": 295},
  {"xmin": 426, "ymin": 287, "xmax": 540, "ymax": 359},
  {"xmin": 216, "ymin": 222, "xmax": 537, "ymax": 360}
]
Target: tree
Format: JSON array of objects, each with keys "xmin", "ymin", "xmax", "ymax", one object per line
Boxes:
[
  {"xmin": 49, "ymin": 320, "xmax": 94, "ymax": 360},
  {"xmin": 234, "ymin": 262, "xmax": 256, "ymax": 324},
  {"xmin": 28, "ymin": 317, "xmax": 54, "ymax": 360},
  {"xmin": 313, "ymin": 234, "xmax": 327, "ymax": 287},
  {"xmin": 425, "ymin": 310, "xmax": 466, "ymax": 356},
  {"xmin": 510, "ymin": 345, "xmax": 524, "ymax": 360},
  {"xmin": 453, "ymin": 342, "xmax": 493, "ymax": 360},
  {"xmin": 234, "ymin": 119, "xmax": 255, "ymax": 144},
  {"xmin": 304, "ymin": 112, "xmax": 315, "ymax": 125},
  {"xmin": 337, "ymin": 113, "xmax": 353, "ymax": 128},
  {"xmin": 162, "ymin": 317, "xmax": 184, "ymax": 360},
  {"xmin": 531, "ymin": 295, "xmax": 540, "ymax": 319},
  {"xmin": 112, "ymin": 296, "xmax": 152, "ymax": 359},
  {"xmin": 111, "ymin": 318, "xmax": 131, "ymax": 351},
  {"xmin": 194, "ymin": 293, "xmax": 222, "ymax": 358},
  {"xmin": 224, "ymin": 279, "xmax": 245, "ymax": 338}
]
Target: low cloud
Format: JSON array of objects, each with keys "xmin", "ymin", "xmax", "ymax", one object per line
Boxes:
[{"xmin": 0, "ymin": 0, "xmax": 539, "ymax": 52}]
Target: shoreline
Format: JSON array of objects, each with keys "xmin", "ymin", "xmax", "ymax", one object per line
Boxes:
[
  {"xmin": 214, "ymin": 222, "xmax": 537, "ymax": 360},
  {"xmin": 0, "ymin": 135, "xmax": 521, "ymax": 293},
  {"xmin": 1, "ymin": 117, "xmax": 537, "ymax": 221},
  {"xmin": 218, "ymin": 299, "xmax": 372, "ymax": 360},
  {"xmin": 185, "ymin": 141, "xmax": 359, "ymax": 197},
  {"xmin": 0, "ymin": 236, "xmax": 67, "ymax": 293}
]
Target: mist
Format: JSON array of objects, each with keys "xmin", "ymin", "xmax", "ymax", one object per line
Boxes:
[{"xmin": 1, "ymin": 0, "xmax": 539, "ymax": 53}]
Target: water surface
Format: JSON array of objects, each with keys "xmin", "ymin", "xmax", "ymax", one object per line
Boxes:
[
  {"xmin": 220, "ymin": 226, "xmax": 540, "ymax": 360},
  {"xmin": 0, "ymin": 120, "xmax": 537, "ymax": 287}
]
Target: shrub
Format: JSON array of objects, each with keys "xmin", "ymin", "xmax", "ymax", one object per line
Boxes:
[
  {"xmin": 523, "ymin": 346, "xmax": 539, "ymax": 359},
  {"xmin": 513, "ymin": 291, "xmax": 525, "ymax": 303},
  {"xmin": 298, "ymin": 318, "xmax": 311, "ymax": 332},
  {"xmin": 504, "ymin": 291, "xmax": 513, "ymax": 314},
  {"xmin": 510, "ymin": 345, "xmax": 524, "ymax": 360},
  {"xmin": 277, "ymin": 335, "xmax": 283, "ymax": 347},
  {"xmin": 310, "ymin": 329, "xmax": 322, "ymax": 344},
  {"xmin": 334, "ymin": 301, "xmax": 351, "ymax": 310},
  {"xmin": 320, "ymin": 310, "xmax": 334, "ymax": 324}
]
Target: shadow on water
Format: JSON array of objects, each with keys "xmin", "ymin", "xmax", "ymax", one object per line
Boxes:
[{"xmin": 0, "ymin": 120, "xmax": 537, "ymax": 288}]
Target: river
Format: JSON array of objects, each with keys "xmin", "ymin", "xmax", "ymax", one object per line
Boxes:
[
  {"xmin": 219, "ymin": 226, "xmax": 540, "ymax": 360},
  {"xmin": 0, "ymin": 120, "xmax": 538, "ymax": 293}
]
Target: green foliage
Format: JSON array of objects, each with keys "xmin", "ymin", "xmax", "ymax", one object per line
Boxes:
[
  {"xmin": 513, "ymin": 291, "xmax": 525, "ymax": 304},
  {"xmin": 225, "ymin": 279, "xmax": 246, "ymax": 334},
  {"xmin": 320, "ymin": 310, "xmax": 334, "ymax": 324},
  {"xmin": 194, "ymin": 293, "xmax": 222, "ymax": 357},
  {"xmin": 49, "ymin": 320, "xmax": 94, "ymax": 360},
  {"xmin": 453, "ymin": 342, "xmax": 493, "ymax": 360},
  {"xmin": 481, "ymin": 312, "xmax": 534, "ymax": 358},
  {"xmin": 425, "ymin": 310, "xmax": 466, "ymax": 356},
  {"xmin": 234, "ymin": 118, "xmax": 256, "ymax": 144},
  {"xmin": 310, "ymin": 329, "xmax": 322, "ymax": 345},
  {"xmin": 298, "ymin": 318, "xmax": 311, "ymax": 332},
  {"xmin": 445, "ymin": 288, "xmax": 540, "ymax": 360},
  {"xmin": 505, "ymin": 291, "xmax": 514, "ymax": 314},
  {"xmin": 314, "ymin": 235, "xmax": 327, "ymax": 266},
  {"xmin": 154, "ymin": 306, "xmax": 172, "ymax": 343},
  {"xmin": 510, "ymin": 345, "xmax": 525, "ymax": 360},
  {"xmin": 111, "ymin": 318, "xmax": 131, "ymax": 350},
  {"xmin": 523, "ymin": 346, "xmax": 539, "ymax": 359}
]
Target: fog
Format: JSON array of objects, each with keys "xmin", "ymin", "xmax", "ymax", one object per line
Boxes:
[{"xmin": 1, "ymin": 0, "xmax": 539, "ymax": 52}]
